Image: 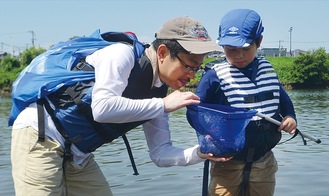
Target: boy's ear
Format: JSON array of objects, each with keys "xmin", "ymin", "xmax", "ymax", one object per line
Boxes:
[{"xmin": 257, "ymin": 35, "xmax": 263, "ymax": 48}]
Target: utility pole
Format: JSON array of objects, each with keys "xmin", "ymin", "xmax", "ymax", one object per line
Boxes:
[
  {"xmin": 278, "ymin": 40, "xmax": 284, "ymax": 57},
  {"xmin": 289, "ymin": 27, "xmax": 292, "ymax": 56},
  {"xmin": 278, "ymin": 40, "xmax": 284, "ymax": 49},
  {"xmin": 29, "ymin": 30, "xmax": 36, "ymax": 47}
]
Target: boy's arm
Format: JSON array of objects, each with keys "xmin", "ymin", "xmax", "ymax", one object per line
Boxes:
[
  {"xmin": 279, "ymin": 85, "xmax": 298, "ymax": 134},
  {"xmin": 279, "ymin": 85, "xmax": 296, "ymax": 121}
]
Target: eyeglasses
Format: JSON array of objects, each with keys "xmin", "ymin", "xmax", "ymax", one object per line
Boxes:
[{"xmin": 175, "ymin": 55, "xmax": 200, "ymax": 73}]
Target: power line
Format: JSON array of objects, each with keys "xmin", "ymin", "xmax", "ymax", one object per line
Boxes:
[
  {"xmin": 264, "ymin": 40, "xmax": 329, "ymax": 44},
  {"xmin": 0, "ymin": 31, "xmax": 29, "ymax": 36}
]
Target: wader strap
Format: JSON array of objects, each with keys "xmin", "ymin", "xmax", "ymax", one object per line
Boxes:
[
  {"xmin": 40, "ymin": 98, "xmax": 73, "ymax": 162},
  {"xmin": 241, "ymin": 147, "xmax": 255, "ymax": 196},
  {"xmin": 37, "ymin": 100, "xmax": 46, "ymax": 142},
  {"xmin": 122, "ymin": 134, "xmax": 139, "ymax": 175},
  {"xmin": 37, "ymin": 99, "xmax": 71, "ymax": 193},
  {"xmin": 202, "ymin": 159, "xmax": 210, "ymax": 196}
]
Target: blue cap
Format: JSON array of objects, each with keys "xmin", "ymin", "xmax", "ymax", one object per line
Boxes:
[{"xmin": 217, "ymin": 9, "xmax": 264, "ymax": 47}]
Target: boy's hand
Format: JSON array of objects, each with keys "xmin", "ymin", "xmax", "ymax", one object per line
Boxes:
[{"xmin": 279, "ymin": 116, "xmax": 297, "ymax": 134}]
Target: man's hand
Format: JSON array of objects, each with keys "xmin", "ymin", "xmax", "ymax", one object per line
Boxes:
[
  {"xmin": 163, "ymin": 90, "xmax": 200, "ymax": 113},
  {"xmin": 197, "ymin": 147, "xmax": 233, "ymax": 162}
]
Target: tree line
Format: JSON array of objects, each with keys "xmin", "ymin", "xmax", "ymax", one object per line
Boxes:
[
  {"xmin": 0, "ymin": 47, "xmax": 46, "ymax": 95},
  {"xmin": 267, "ymin": 48, "xmax": 329, "ymax": 89},
  {"xmin": 1, "ymin": 47, "xmax": 329, "ymax": 96}
]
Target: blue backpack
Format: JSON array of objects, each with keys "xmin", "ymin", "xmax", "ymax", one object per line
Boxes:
[
  {"xmin": 9, "ymin": 29, "xmax": 146, "ymax": 126},
  {"xmin": 9, "ymin": 29, "xmax": 148, "ymax": 175}
]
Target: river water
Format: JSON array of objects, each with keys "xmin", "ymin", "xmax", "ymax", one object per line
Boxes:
[{"xmin": 1, "ymin": 90, "xmax": 328, "ymax": 196}]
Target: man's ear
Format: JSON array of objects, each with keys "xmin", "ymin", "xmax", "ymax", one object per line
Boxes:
[{"xmin": 157, "ymin": 44, "xmax": 170, "ymax": 61}]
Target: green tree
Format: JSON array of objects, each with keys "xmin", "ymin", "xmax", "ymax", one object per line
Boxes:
[
  {"xmin": 290, "ymin": 48, "xmax": 329, "ymax": 86},
  {"xmin": 20, "ymin": 47, "xmax": 46, "ymax": 67},
  {"xmin": 0, "ymin": 54, "xmax": 20, "ymax": 71},
  {"xmin": 0, "ymin": 47, "xmax": 46, "ymax": 93},
  {"xmin": 267, "ymin": 56, "xmax": 295, "ymax": 83}
]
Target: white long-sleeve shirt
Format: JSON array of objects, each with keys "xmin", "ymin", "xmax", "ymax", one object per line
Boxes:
[{"xmin": 13, "ymin": 43, "xmax": 203, "ymax": 166}]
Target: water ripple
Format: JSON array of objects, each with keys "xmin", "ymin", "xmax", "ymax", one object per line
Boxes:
[{"xmin": 1, "ymin": 90, "xmax": 329, "ymax": 195}]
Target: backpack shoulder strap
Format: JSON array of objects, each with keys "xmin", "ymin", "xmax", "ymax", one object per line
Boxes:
[{"xmin": 100, "ymin": 31, "xmax": 148, "ymax": 60}]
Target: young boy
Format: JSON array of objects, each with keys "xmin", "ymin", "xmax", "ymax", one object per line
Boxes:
[{"xmin": 195, "ymin": 9, "xmax": 297, "ymax": 196}]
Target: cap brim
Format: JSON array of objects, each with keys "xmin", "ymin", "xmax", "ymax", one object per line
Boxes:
[
  {"xmin": 218, "ymin": 36, "xmax": 250, "ymax": 48},
  {"xmin": 177, "ymin": 40, "xmax": 223, "ymax": 54}
]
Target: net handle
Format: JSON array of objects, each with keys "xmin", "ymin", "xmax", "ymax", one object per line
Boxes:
[{"xmin": 255, "ymin": 112, "xmax": 321, "ymax": 144}]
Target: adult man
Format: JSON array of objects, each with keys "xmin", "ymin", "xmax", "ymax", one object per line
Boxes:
[{"xmin": 10, "ymin": 16, "xmax": 222, "ymax": 195}]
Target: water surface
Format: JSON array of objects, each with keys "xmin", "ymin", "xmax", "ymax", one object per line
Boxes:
[{"xmin": 1, "ymin": 90, "xmax": 328, "ymax": 195}]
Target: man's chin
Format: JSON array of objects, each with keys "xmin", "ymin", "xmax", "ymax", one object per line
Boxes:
[{"xmin": 170, "ymin": 84, "xmax": 182, "ymax": 90}]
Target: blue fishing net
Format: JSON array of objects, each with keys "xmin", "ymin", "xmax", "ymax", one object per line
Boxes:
[{"xmin": 186, "ymin": 103, "xmax": 257, "ymax": 157}]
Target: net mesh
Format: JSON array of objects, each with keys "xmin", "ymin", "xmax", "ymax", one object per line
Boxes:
[{"xmin": 186, "ymin": 103, "xmax": 257, "ymax": 157}]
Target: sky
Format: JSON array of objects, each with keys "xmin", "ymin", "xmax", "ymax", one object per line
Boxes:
[{"xmin": 1, "ymin": 0, "xmax": 329, "ymax": 56}]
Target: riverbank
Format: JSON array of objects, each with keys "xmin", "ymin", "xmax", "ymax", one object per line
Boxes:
[
  {"xmin": 1, "ymin": 87, "xmax": 11, "ymax": 97},
  {"xmin": 282, "ymin": 83, "xmax": 329, "ymax": 90}
]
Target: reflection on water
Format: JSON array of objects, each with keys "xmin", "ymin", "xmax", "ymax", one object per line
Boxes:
[
  {"xmin": 1, "ymin": 90, "xmax": 329, "ymax": 196},
  {"xmin": 0, "ymin": 96, "xmax": 13, "ymax": 195},
  {"xmin": 273, "ymin": 90, "xmax": 329, "ymax": 196}
]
